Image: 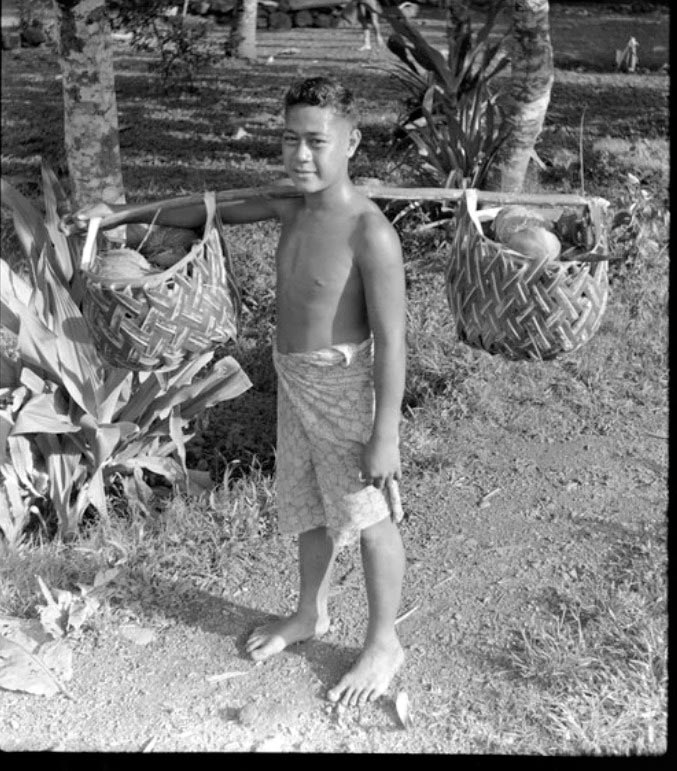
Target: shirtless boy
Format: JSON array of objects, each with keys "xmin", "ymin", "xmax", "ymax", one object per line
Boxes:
[{"xmin": 72, "ymin": 77, "xmax": 407, "ymax": 707}]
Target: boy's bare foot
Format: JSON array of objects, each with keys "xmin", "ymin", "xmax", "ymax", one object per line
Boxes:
[
  {"xmin": 245, "ymin": 613, "xmax": 330, "ymax": 661},
  {"xmin": 326, "ymin": 637, "xmax": 404, "ymax": 707}
]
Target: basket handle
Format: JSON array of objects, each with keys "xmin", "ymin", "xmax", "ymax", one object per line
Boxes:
[
  {"xmin": 80, "ymin": 216, "xmax": 102, "ymax": 271},
  {"xmin": 201, "ymin": 191, "xmax": 217, "ymax": 244},
  {"xmin": 462, "ymin": 189, "xmax": 485, "ymax": 235}
]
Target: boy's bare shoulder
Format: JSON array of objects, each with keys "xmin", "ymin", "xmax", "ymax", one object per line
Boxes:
[
  {"xmin": 353, "ymin": 194, "xmax": 402, "ymax": 264},
  {"xmin": 270, "ymin": 196, "xmax": 304, "ymax": 223}
]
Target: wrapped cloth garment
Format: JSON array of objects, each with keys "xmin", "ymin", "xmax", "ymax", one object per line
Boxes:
[{"xmin": 274, "ymin": 337, "xmax": 402, "ymax": 548}]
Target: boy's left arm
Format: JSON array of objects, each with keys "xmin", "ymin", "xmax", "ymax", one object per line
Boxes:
[{"xmin": 357, "ymin": 216, "xmax": 407, "ymax": 489}]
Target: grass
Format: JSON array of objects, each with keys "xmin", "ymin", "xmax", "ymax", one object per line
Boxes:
[
  {"xmin": 499, "ymin": 520, "xmax": 667, "ymax": 754},
  {"xmin": 0, "ymin": 7, "xmax": 669, "ymax": 753}
]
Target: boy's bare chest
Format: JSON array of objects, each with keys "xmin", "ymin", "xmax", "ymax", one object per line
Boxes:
[{"xmin": 276, "ymin": 220, "xmax": 357, "ymax": 292}]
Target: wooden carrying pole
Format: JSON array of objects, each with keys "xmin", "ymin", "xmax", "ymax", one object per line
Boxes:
[{"xmin": 77, "ymin": 183, "xmax": 598, "ymax": 232}]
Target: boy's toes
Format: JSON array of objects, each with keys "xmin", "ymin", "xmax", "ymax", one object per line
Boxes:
[{"xmin": 327, "ymin": 680, "xmax": 347, "ymax": 704}]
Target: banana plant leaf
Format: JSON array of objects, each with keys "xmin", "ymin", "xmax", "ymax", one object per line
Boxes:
[
  {"xmin": 40, "ymin": 163, "xmax": 79, "ymax": 284},
  {"xmin": 0, "ymin": 179, "xmax": 50, "ymax": 287},
  {"xmin": 0, "ymin": 473, "xmax": 28, "ymax": 545},
  {"xmin": 0, "ymin": 259, "xmax": 33, "ymax": 335},
  {"xmin": 6, "ymin": 434, "xmax": 46, "ymax": 499},
  {"xmin": 11, "ymin": 392, "xmax": 81, "ymax": 436}
]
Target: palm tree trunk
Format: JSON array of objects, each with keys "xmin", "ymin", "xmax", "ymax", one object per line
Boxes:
[
  {"xmin": 486, "ymin": 0, "xmax": 553, "ymax": 193},
  {"xmin": 53, "ymin": 0, "xmax": 125, "ymax": 209},
  {"xmin": 229, "ymin": 0, "xmax": 258, "ymax": 60}
]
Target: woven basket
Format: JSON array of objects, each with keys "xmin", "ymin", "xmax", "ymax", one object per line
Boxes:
[
  {"xmin": 446, "ymin": 189, "xmax": 610, "ymax": 361},
  {"xmin": 81, "ymin": 192, "xmax": 240, "ymax": 372}
]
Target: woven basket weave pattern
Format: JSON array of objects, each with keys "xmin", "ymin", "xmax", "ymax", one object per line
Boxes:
[
  {"xmin": 446, "ymin": 194, "xmax": 609, "ymax": 361},
  {"xmin": 82, "ymin": 216, "xmax": 239, "ymax": 371}
]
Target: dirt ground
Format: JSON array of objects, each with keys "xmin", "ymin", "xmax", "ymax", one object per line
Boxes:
[
  {"xmin": 0, "ymin": 3, "xmax": 669, "ymax": 755},
  {"xmin": 0, "ymin": 413, "xmax": 667, "ymax": 753}
]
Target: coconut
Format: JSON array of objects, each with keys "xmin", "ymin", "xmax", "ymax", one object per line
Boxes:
[
  {"xmin": 503, "ymin": 226, "xmax": 562, "ymax": 262},
  {"xmin": 90, "ymin": 248, "xmax": 158, "ymax": 279},
  {"xmin": 493, "ymin": 205, "xmax": 548, "ymax": 243},
  {"xmin": 138, "ymin": 225, "xmax": 197, "ymax": 268}
]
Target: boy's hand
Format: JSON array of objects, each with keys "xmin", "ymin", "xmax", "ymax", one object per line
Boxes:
[
  {"xmin": 359, "ymin": 435, "xmax": 401, "ymax": 490},
  {"xmin": 59, "ymin": 201, "xmax": 119, "ymax": 236}
]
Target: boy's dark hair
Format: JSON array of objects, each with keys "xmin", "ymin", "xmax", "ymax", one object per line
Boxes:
[{"xmin": 284, "ymin": 77, "xmax": 358, "ymax": 124}]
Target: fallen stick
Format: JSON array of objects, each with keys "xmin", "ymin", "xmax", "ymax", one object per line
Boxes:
[{"xmin": 67, "ymin": 183, "xmax": 601, "ymax": 233}]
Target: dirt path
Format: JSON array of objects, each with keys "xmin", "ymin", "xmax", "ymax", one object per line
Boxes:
[{"xmin": 1, "ymin": 410, "xmax": 666, "ymax": 752}]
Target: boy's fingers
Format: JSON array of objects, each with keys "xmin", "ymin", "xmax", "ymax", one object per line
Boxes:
[{"xmin": 386, "ymin": 478, "xmax": 404, "ymax": 523}]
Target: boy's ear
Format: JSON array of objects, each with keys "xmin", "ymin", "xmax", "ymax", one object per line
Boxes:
[{"xmin": 347, "ymin": 127, "xmax": 362, "ymax": 159}]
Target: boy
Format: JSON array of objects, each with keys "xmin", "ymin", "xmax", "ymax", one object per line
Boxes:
[{"xmin": 72, "ymin": 77, "xmax": 407, "ymax": 708}]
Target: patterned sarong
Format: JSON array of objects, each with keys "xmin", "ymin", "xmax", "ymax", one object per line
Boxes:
[{"xmin": 274, "ymin": 338, "xmax": 398, "ymax": 546}]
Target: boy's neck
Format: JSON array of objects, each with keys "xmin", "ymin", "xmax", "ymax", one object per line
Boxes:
[{"xmin": 301, "ymin": 177, "xmax": 355, "ymax": 212}]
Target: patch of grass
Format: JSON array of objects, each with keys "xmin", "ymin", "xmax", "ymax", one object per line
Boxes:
[
  {"xmin": 0, "ymin": 462, "xmax": 277, "ymax": 617},
  {"xmin": 501, "ymin": 520, "xmax": 667, "ymax": 755}
]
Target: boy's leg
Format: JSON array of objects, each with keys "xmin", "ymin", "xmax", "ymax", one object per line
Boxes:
[
  {"xmin": 246, "ymin": 526, "xmax": 338, "ymax": 661},
  {"xmin": 359, "ymin": 27, "xmax": 371, "ymax": 51},
  {"xmin": 372, "ymin": 14, "xmax": 385, "ymax": 47},
  {"xmin": 327, "ymin": 515, "xmax": 405, "ymax": 706}
]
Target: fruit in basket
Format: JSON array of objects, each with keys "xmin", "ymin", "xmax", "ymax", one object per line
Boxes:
[
  {"xmin": 492, "ymin": 205, "xmax": 549, "ymax": 243},
  {"xmin": 139, "ymin": 225, "xmax": 197, "ymax": 268},
  {"xmin": 89, "ymin": 248, "xmax": 158, "ymax": 279},
  {"xmin": 503, "ymin": 226, "xmax": 562, "ymax": 262}
]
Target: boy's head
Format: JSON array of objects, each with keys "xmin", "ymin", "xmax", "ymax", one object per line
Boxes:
[
  {"xmin": 284, "ymin": 77, "xmax": 359, "ymax": 127},
  {"xmin": 282, "ymin": 77, "xmax": 362, "ymax": 192}
]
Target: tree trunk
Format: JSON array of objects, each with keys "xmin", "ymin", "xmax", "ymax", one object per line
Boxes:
[
  {"xmin": 229, "ymin": 0, "xmax": 258, "ymax": 59},
  {"xmin": 486, "ymin": 0, "xmax": 554, "ymax": 193},
  {"xmin": 53, "ymin": 0, "xmax": 125, "ymax": 210}
]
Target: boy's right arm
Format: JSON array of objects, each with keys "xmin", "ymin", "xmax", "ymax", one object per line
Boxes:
[{"xmin": 66, "ymin": 195, "xmax": 282, "ymax": 236}]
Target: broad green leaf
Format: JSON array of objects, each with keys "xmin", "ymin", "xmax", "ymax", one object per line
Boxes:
[
  {"xmin": 38, "ymin": 254, "xmax": 102, "ymax": 412},
  {"xmin": 77, "ymin": 413, "xmax": 138, "ymax": 471},
  {"xmin": 19, "ymin": 367, "xmax": 47, "ymax": 396},
  {"xmin": 181, "ymin": 363, "xmax": 252, "ymax": 420},
  {"xmin": 0, "ymin": 411, "xmax": 12, "ymax": 465},
  {"xmin": 165, "ymin": 351, "xmax": 213, "ymax": 390},
  {"xmin": 96, "ymin": 368, "xmax": 133, "ymax": 424},
  {"xmin": 111, "ymin": 433, "xmax": 162, "ymax": 464},
  {"xmin": 0, "ymin": 352, "xmax": 20, "ymax": 389},
  {"xmin": 0, "ymin": 179, "xmax": 50, "ymax": 286},
  {"xmin": 17, "ymin": 301, "xmax": 93, "ymax": 417},
  {"xmin": 77, "ymin": 467, "xmax": 107, "ymax": 520},
  {"xmin": 0, "ymin": 475, "xmax": 28, "ymax": 545},
  {"xmin": 120, "ymin": 467, "xmax": 153, "ymax": 515},
  {"xmin": 41, "ymin": 434, "xmax": 83, "ymax": 538},
  {"xmin": 0, "ymin": 259, "xmax": 33, "ymax": 334},
  {"xmin": 119, "ymin": 455, "xmax": 183, "ymax": 483},
  {"xmin": 40, "ymin": 163, "xmax": 76, "ymax": 283},
  {"xmin": 138, "ymin": 357, "xmax": 251, "ymax": 431},
  {"xmin": 169, "ymin": 406, "xmax": 187, "ymax": 482},
  {"xmin": 114, "ymin": 371, "xmax": 165, "ymax": 425},
  {"xmin": 11, "ymin": 393, "xmax": 80, "ymax": 436},
  {"xmin": 0, "ymin": 636, "xmax": 60, "ymax": 696},
  {"xmin": 6, "ymin": 434, "xmax": 43, "ymax": 498}
]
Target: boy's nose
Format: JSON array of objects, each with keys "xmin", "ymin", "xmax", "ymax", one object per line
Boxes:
[{"xmin": 295, "ymin": 141, "xmax": 312, "ymax": 161}]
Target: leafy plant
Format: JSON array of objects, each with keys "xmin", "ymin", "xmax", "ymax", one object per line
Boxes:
[
  {"xmin": 0, "ymin": 165, "xmax": 252, "ymax": 545},
  {"xmin": 387, "ymin": 2, "xmax": 510, "ymax": 190},
  {"xmin": 608, "ymin": 173, "xmax": 670, "ymax": 280},
  {"xmin": 108, "ymin": 1, "xmax": 217, "ymax": 93}
]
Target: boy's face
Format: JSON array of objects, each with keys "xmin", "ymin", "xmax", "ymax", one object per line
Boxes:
[{"xmin": 282, "ymin": 104, "xmax": 361, "ymax": 193}]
